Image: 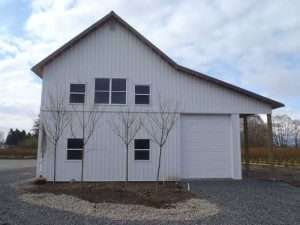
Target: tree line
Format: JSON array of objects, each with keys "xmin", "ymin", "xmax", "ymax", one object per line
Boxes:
[
  {"xmin": 241, "ymin": 114, "xmax": 300, "ymax": 148},
  {"xmin": 5, "ymin": 119, "xmax": 39, "ymax": 148}
]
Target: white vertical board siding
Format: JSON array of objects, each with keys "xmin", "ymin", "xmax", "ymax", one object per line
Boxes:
[
  {"xmin": 42, "ymin": 21, "xmax": 272, "ymax": 114},
  {"xmin": 41, "ymin": 112, "xmax": 181, "ymax": 181}
]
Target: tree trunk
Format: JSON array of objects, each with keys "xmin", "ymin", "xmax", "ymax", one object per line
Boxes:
[
  {"xmin": 126, "ymin": 144, "xmax": 129, "ymax": 182},
  {"xmin": 53, "ymin": 143, "xmax": 57, "ymax": 183},
  {"xmin": 156, "ymin": 146, "xmax": 162, "ymax": 182},
  {"xmin": 81, "ymin": 104, "xmax": 85, "ymax": 183},
  {"xmin": 81, "ymin": 147, "xmax": 84, "ymax": 182}
]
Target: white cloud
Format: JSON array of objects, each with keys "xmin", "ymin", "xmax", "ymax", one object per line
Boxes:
[
  {"xmin": 0, "ymin": 36, "xmax": 42, "ymax": 134},
  {"xmin": 0, "ymin": 0, "xmax": 300, "ymax": 136}
]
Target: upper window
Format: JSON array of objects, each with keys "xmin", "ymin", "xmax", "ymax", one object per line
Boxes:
[
  {"xmin": 111, "ymin": 79, "xmax": 126, "ymax": 104},
  {"xmin": 67, "ymin": 138, "xmax": 83, "ymax": 160},
  {"xmin": 70, "ymin": 84, "xmax": 85, "ymax": 103},
  {"xmin": 95, "ymin": 78, "xmax": 110, "ymax": 104},
  {"xmin": 94, "ymin": 78, "xmax": 126, "ymax": 104},
  {"xmin": 134, "ymin": 139, "xmax": 150, "ymax": 160},
  {"xmin": 135, "ymin": 85, "xmax": 150, "ymax": 104}
]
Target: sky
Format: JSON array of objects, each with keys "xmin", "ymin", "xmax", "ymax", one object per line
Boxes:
[{"xmin": 0, "ymin": 0, "xmax": 300, "ymax": 136}]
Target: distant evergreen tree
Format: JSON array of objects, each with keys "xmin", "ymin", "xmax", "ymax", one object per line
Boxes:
[
  {"xmin": 5, "ymin": 129, "xmax": 14, "ymax": 145},
  {"xmin": 5, "ymin": 129, "xmax": 36, "ymax": 146},
  {"xmin": 31, "ymin": 116, "xmax": 40, "ymax": 137},
  {"xmin": 5, "ymin": 120, "xmax": 39, "ymax": 148}
]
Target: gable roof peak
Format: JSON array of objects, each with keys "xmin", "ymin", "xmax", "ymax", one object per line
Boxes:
[{"xmin": 31, "ymin": 11, "xmax": 284, "ymax": 109}]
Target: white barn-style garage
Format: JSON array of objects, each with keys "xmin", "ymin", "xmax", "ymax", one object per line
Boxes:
[{"xmin": 32, "ymin": 11, "xmax": 284, "ymax": 182}]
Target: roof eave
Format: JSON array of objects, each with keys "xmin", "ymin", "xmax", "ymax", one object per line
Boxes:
[
  {"xmin": 176, "ymin": 65, "xmax": 285, "ymax": 110},
  {"xmin": 31, "ymin": 64, "xmax": 42, "ymax": 77}
]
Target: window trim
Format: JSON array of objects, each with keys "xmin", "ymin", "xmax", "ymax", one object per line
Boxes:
[
  {"xmin": 69, "ymin": 83, "xmax": 86, "ymax": 104},
  {"xmin": 66, "ymin": 138, "xmax": 83, "ymax": 161},
  {"xmin": 111, "ymin": 78, "xmax": 127, "ymax": 105},
  {"xmin": 134, "ymin": 139, "xmax": 150, "ymax": 161},
  {"xmin": 94, "ymin": 78, "xmax": 110, "ymax": 104},
  {"xmin": 134, "ymin": 84, "xmax": 151, "ymax": 105},
  {"xmin": 94, "ymin": 78, "xmax": 127, "ymax": 105}
]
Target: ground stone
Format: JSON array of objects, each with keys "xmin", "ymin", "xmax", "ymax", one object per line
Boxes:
[{"xmin": 20, "ymin": 193, "xmax": 219, "ymax": 221}]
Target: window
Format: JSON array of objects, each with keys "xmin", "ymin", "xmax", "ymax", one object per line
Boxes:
[
  {"xmin": 67, "ymin": 138, "xmax": 83, "ymax": 160},
  {"xmin": 94, "ymin": 78, "xmax": 126, "ymax": 104},
  {"xmin": 135, "ymin": 85, "xmax": 150, "ymax": 104},
  {"xmin": 134, "ymin": 139, "xmax": 150, "ymax": 160},
  {"xmin": 70, "ymin": 84, "xmax": 85, "ymax": 103},
  {"xmin": 111, "ymin": 78, "xmax": 126, "ymax": 104},
  {"xmin": 95, "ymin": 78, "xmax": 110, "ymax": 104}
]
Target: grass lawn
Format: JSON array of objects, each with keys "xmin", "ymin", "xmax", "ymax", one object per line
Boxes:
[{"xmin": 20, "ymin": 182, "xmax": 195, "ymax": 208}]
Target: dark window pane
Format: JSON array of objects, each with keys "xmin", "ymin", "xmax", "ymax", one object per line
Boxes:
[
  {"xmin": 135, "ymin": 85, "xmax": 150, "ymax": 94},
  {"xmin": 134, "ymin": 139, "xmax": 150, "ymax": 149},
  {"xmin": 112, "ymin": 79, "xmax": 126, "ymax": 91},
  {"xmin": 67, "ymin": 138, "xmax": 83, "ymax": 149},
  {"xmin": 70, "ymin": 94, "xmax": 85, "ymax": 103},
  {"xmin": 95, "ymin": 78, "xmax": 109, "ymax": 91},
  {"xmin": 95, "ymin": 92, "xmax": 109, "ymax": 104},
  {"xmin": 134, "ymin": 150, "xmax": 149, "ymax": 160},
  {"xmin": 135, "ymin": 95, "xmax": 150, "ymax": 104},
  {"xmin": 67, "ymin": 150, "xmax": 83, "ymax": 160},
  {"xmin": 70, "ymin": 84, "xmax": 85, "ymax": 92},
  {"xmin": 111, "ymin": 92, "xmax": 126, "ymax": 104}
]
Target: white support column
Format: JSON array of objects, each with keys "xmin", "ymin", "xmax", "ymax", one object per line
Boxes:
[
  {"xmin": 36, "ymin": 123, "xmax": 43, "ymax": 177},
  {"xmin": 231, "ymin": 114, "xmax": 242, "ymax": 179}
]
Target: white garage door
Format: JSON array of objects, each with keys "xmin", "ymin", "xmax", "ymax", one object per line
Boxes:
[{"xmin": 181, "ymin": 115, "xmax": 232, "ymax": 178}]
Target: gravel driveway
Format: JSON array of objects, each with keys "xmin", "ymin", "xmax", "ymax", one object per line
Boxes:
[{"xmin": 0, "ymin": 167, "xmax": 299, "ymax": 225}]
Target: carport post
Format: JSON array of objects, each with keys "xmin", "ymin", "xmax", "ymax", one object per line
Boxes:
[
  {"xmin": 243, "ymin": 115, "xmax": 250, "ymax": 177},
  {"xmin": 267, "ymin": 113, "xmax": 275, "ymax": 179}
]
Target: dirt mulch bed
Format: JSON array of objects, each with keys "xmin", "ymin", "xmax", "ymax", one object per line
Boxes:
[{"xmin": 20, "ymin": 182, "xmax": 196, "ymax": 208}]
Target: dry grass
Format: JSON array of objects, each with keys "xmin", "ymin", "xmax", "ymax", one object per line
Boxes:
[
  {"xmin": 0, "ymin": 147, "xmax": 37, "ymax": 159},
  {"xmin": 242, "ymin": 147, "xmax": 300, "ymax": 166},
  {"xmin": 20, "ymin": 182, "xmax": 195, "ymax": 209}
]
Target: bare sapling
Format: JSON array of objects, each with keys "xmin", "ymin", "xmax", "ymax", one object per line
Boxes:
[
  {"xmin": 42, "ymin": 89, "xmax": 71, "ymax": 183},
  {"xmin": 143, "ymin": 96, "xmax": 178, "ymax": 182},
  {"xmin": 109, "ymin": 108, "xmax": 142, "ymax": 182}
]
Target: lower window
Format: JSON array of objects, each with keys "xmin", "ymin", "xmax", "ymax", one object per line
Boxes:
[
  {"xmin": 67, "ymin": 138, "xmax": 83, "ymax": 160},
  {"xmin": 134, "ymin": 139, "xmax": 150, "ymax": 160}
]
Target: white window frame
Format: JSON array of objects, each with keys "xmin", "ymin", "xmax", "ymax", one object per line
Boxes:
[
  {"xmin": 69, "ymin": 83, "xmax": 86, "ymax": 104},
  {"xmin": 135, "ymin": 84, "xmax": 151, "ymax": 105},
  {"xmin": 134, "ymin": 139, "xmax": 150, "ymax": 161},
  {"xmin": 94, "ymin": 78, "xmax": 127, "ymax": 105},
  {"xmin": 111, "ymin": 78, "xmax": 127, "ymax": 105},
  {"xmin": 66, "ymin": 138, "xmax": 83, "ymax": 161},
  {"xmin": 94, "ymin": 78, "xmax": 110, "ymax": 105}
]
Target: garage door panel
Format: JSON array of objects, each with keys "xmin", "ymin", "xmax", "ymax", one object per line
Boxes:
[
  {"xmin": 184, "ymin": 152, "xmax": 228, "ymax": 165},
  {"xmin": 181, "ymin": 115, "xmax": 232, "ymax": 178}
]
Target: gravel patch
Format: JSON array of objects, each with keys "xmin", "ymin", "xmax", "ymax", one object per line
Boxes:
[
  {"xmin": 1, "ymin": 167, "xmax": 300, "ymax": 225},
  {"xmin": 20, "ymin": 193, "xmax": 219, "ymax": 221}
]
